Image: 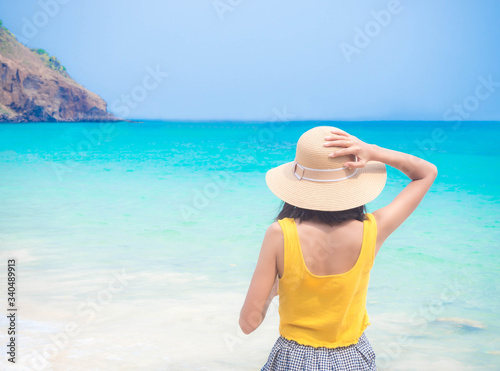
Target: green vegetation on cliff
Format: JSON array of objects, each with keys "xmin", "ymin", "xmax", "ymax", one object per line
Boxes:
[
  {"xmin": 0, "ymin": 26, "xmax": 19, "ymax": 59},
  {"xmin": 30, "ymin": 48, "xmax": 69, "ymax": 77},
  {"xmin": 0, "ymin": 19, "xmax": 119, "ymax": 122},
  {"xmin": 0, "ymin": 19, "xmax": 68, "ymax": 78}
]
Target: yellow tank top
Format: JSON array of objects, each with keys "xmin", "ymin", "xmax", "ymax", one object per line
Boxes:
[{"xmin": 277, "ymin": 213, "xmax": 377, "ymax": 348}]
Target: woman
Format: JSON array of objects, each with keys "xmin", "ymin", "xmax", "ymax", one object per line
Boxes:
[{"xmin": 239, "ymin": 126, "xmax": 437, "ymax": 370}]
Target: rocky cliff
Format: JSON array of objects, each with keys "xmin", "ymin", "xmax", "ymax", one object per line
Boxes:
[{"xmin": 0, "ymin": 23, "xmax": 120, "ymax": 122}]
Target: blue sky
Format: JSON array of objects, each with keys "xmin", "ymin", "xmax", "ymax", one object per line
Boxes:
[{"xmin": 1, "ymin": 0, "xmax": 499, "ymax": 121}]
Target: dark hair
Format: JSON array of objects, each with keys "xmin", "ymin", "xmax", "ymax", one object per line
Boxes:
[{"xmin": 275, "ymin": 201, "xmax": 366, "ymax": 226}]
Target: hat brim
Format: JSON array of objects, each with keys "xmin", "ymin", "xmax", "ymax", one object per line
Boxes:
[{"xmin": 265, "ymin": 161, "xmax": 387, "ymax": 211}]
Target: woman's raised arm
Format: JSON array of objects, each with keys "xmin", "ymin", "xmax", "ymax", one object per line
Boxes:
[{"xmin": 324, "ymin": 129, "xmax": 437, "ymax": 254}]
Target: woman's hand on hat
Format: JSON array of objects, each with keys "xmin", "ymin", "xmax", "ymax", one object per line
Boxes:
[{"xmin": 323, "ymin": 129, "xmax": 373, "ymax": 169}]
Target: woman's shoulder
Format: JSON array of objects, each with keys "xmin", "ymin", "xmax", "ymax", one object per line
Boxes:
[
  {"xmin": 265, "ymin": 221, "xmax": 284, "ymax": 238},
  {"xmin": 260, "ymin": 221, "xmax": 284, "ymax": 259},
  {"xmin": 268, "ymin": 220, "xmax": 282, "ymax": 229}
]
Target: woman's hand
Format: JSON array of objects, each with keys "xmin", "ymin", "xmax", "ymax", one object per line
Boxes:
[{"xmin": 323, "ymin": 128, "xmax": 375, "ymax": 169}]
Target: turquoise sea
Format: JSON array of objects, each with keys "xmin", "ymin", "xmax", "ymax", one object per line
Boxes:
[{"xmin": 0, "ymin": 120, "xmax": 499, "ymax": 370}]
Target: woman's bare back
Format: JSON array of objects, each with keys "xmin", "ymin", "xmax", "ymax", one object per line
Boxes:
[{"xmin": 277, "ymin": 219, "xmax": 365, "ymax": 278}]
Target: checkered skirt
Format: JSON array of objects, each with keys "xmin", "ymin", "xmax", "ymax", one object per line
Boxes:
[{"xmin": 261, "ymin": 333, "xmax": 376, "ymax": 371}]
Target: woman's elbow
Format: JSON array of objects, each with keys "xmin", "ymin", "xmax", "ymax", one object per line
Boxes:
[
  {"xmin": 239, "ymin": 317, "xmax": 255, "ymax": 335},
  {"xmin": 422, "ymin": 163, "xmax": 438, "ymax": 183},
  {"xmin": 239, "ymin": 312, "xmax": 263, "ymax": 335},
  {"xmin": 429, "ymin": 163, "xmax": 438, "ymax": 179}
]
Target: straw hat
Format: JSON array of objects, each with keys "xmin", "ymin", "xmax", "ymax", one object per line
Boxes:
[{"xmin": 265, "ymin": 126, "xmax": 386, "ymax": 211}]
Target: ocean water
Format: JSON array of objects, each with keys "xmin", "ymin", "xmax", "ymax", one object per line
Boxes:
[{"xmin": 0, "ymin": 120, "xmax": 499, "ymax": 370}]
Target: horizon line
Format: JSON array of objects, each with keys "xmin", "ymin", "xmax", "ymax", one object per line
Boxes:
[{"xmin": 126, "ymin": 118, "xmax": 500, "ymax": 123}]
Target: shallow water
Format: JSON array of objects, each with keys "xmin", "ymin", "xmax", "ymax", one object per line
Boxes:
[{"xmin": 0, "ymin": 120, "xmax": 499, "ymax": 370}]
